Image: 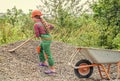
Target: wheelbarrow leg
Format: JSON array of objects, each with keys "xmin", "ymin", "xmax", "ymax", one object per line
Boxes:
[
  {"xmin": 117, "ymin": 62, "xmax": 120, "ymax": 79},
  {"xmin": 107, "ymin": 64, "xmax": 111, "ymax": 74},
  {"xmin": 97, "ymin": 64, "xmax": 111, "ymax": 80},
  {"xmin": 98, "ymin": 65, "xmax": 103, "ymax": 79}
]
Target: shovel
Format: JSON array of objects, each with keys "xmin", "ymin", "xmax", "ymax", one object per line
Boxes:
[{"xmin": 8, "ymin": 36, "xmax": 35, "ymax": 52}]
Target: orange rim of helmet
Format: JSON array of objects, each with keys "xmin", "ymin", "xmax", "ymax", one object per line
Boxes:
[{"xmin": 31, "ymin": 10, "xmax": 42, "ymax": 18}]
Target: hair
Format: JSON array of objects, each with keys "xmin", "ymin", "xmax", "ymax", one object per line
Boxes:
[
  {"xmin": 34, "ymin": 15, "xmax": 41, "ymax": 19},
  {"xmin": 34, "ymin": 15, "xmax": 50, "ymax": 33}
]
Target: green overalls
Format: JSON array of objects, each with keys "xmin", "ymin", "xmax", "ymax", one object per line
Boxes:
[{"xmin": 39, "ymin": 34, "xmax": 54, "ymax": 66}]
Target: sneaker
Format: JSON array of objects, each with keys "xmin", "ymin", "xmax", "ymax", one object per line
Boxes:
[
  {"xmin": 39, "ymin": 63, "xmax": 48, "ymax": 67},
  {"xmin": 44, "ymin": 70, "xmax": 56, "ymax": 75}
]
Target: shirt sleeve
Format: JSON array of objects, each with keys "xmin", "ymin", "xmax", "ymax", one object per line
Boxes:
[{"xmin": 34, "ymin": 24, "xmax": 40, "ymax": 38}]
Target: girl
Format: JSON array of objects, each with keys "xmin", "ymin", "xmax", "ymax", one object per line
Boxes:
[{"xmin": 31, "ymin": 10, "xmax": 56, "ymax": 75}]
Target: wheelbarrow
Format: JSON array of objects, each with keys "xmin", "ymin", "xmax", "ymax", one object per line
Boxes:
[{"xmin": 68, "ymin": 47, "xmax": 120, "ymax": 80}]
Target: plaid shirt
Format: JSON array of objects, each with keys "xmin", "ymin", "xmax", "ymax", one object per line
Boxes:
[{"xmin": 34, "ymin": 22, "xmax": 46, "ymax": 37}]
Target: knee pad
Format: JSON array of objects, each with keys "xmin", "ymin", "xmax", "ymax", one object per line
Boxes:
[{"xmin": 36, "ymin": 46, "xmax": 41, "ymax": 54}]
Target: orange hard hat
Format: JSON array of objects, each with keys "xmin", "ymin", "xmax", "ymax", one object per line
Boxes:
[{"xmin": 31, "ymin": 10, "xmax": 42, "ymax": 18}]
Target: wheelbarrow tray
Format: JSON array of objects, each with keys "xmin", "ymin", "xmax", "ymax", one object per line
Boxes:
[{"xmin": 78, "ymin": 47, "xmax": 120, "ymax": 64}]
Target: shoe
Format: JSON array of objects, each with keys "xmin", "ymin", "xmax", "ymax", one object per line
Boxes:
[
  {"xmin": 44, "ymin": 70, "xmax": 56, "ymax": 75},
  {"xmin": 39, "ymin": 63, "xmax": 48, "ymax": 67}
]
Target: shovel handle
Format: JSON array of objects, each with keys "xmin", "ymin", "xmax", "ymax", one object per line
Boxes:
[{"xmin": 8, "ymin": 36, "xmax": 35, "ymax": 52}]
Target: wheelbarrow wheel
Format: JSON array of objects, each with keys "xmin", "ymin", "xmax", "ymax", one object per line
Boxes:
[{"xmin": 74, "ymin": 59, "xmax": 93, "ymax": 78}]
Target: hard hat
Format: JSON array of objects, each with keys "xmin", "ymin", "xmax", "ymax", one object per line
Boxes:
[{"xmin": 31, "ymin": 10, "xmax": 42, "ymax": 18}]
